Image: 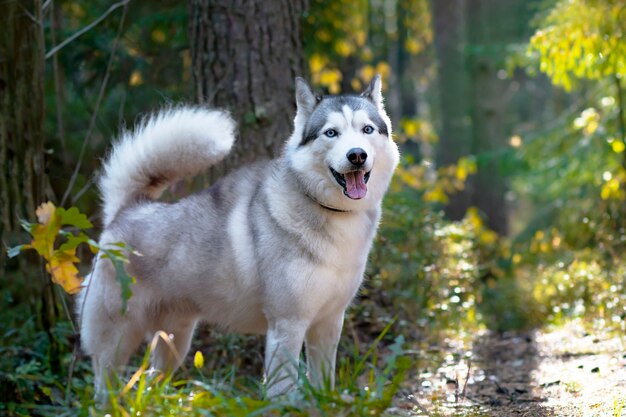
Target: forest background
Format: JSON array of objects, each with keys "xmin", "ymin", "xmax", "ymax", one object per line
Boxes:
[{"xmin": 1, "ymin": 0, "xmax": 625, "ymax": 415}]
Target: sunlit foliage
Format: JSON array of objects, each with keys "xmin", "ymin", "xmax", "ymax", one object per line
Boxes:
[
  {"xmin": 528, "ymin": 0, "xmax": 626, "ymax": 91},
  {"xmin": 508, "ymin": 0, "xmax": 626, "ymax": 331},
  {"xmin": 304, "ymin": 0, "xmax": 432, "ymax": 93}
]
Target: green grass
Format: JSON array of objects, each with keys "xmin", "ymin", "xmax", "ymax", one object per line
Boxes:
[{"xmin": 0, "ymin": 290, "xmax": 410, "ymax": 417}]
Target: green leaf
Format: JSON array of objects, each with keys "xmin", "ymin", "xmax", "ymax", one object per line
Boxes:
[
  {"xmin": 7, "ymin": 244, "xmax": 27, "ymax": 258},
  {"xmin": 19, "ymin": 218, "xmax": 36, "ymax": 234},
  {"xmin": 57, "ymin": 207, "xmax": 93, "ymax": 229},
  {"xmin": 98, "ymin": 241, "xmax": 136, "ymax": 314},
  {"xmin": 58, "ymin": 233, "xmax": 91, "ymax": 252},
  {"xmin": 112, "ymin": 258, "xmax": 135, "ymax": 314}
]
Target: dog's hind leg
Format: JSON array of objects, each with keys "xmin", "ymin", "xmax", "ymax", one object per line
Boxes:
[
  {"xmin": 80, "ymin": 259, "xmax": 144, "ymax": 404},
  {"xmin": 305, "ymin": 313, "xmax": 344, "ymax": 390},
  {"xmin": 149, "ymin": 316, "xmax": 198, "ymax": 375}
]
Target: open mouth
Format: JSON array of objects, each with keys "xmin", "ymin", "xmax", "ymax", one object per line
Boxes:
[{"xmin": 330, "ymin": 167, "xmax": 371, "ymax": 200}]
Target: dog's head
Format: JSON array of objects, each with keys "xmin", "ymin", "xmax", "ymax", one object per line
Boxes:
[{"xmin": 286, "ymin": 75, "xmax": 399, "ymax": 211}]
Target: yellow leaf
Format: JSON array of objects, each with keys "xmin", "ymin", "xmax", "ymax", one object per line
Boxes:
[
  {"xmin": 309, "ymin": 54, "xmax": 326, "ymax": 74},
  {"xmin": 359, "ymin": 65, "xmax": 375, "ymax": 83},
  {"xmin": 405, "ymin": 37, "xmax": 422, "ymax": 54},
  {"xmin": 194, "ymin": 351, "xmax": 204, "ymax": 369},
  {"xmin": 319, "ymin": 68, "xmax": 342, "ymax": 93},
  {"xmin": 466, "ymin": 207, "xmax": 482, "ymax": 229},
  {"xmin": 402, "ymin": 120, "xmax": 419, "ymax": 137},
  {"xmin": 46, "ymin": 249, "xmax": 82, "ymax": 294},
  {"xmin": 611, "ymin": 140, "xmax": 625, "ymax": 153},
  {"xmin": 334, "ymin": 39, "xmax": 353, "ymax": 57},
  {"xmin": 456, "ymin": 164, "xmax": 467, "ymax": 181},
  {"xmin": 129, "ymin": 70, "xmax": 143, "ymax": 87},
  {"xmin": 355, "ymin": 31, "xmax": 366, "ymax": 47},
  {"xmin": 375, "ymin": 62, "xmax": 391, "ymax": 78},
  {"xmin": 479, "ymin": 230, "xmax": 498, "ymax": 245},
  {"xmin": 424, "ymin": 185, "xmax": 448, "ymax": 204},
  {"xmin": 30, "ymin": 202, "xmax": 62, "ymax": 259},
  {"xmin": 583, "ymin": 119, "xmax": 598, "ymax": 135},
  {"xmin": 151, "ymin": 29, "xmax": 166, "ymax": 44}
]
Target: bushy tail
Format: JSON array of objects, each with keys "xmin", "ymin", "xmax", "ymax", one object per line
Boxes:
[{"xmin": 99, "ymin": 106, "xmax": 236, "ymax": 227}]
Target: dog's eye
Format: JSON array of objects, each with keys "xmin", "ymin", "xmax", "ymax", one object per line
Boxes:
[
  {"xmin": 324, "ymin": 129, "xmax": 338, "ymax": 138},
  {"xmin": 363, "ymin": 125, "xmax": 375, "ymax": 134}
]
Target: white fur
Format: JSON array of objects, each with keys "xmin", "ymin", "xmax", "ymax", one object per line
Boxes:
[{"xmin": 99, "ymin": 107, "xmax": 236, "ymax": 226}]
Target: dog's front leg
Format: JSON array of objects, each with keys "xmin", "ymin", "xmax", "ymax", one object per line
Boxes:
[
  {"xmin": 305, "ymin": 313, "xmax": 344, "ymax": 390},
  {"xmin": 264, "ymin": 318, "xmax": 307, "ymax": 397}
]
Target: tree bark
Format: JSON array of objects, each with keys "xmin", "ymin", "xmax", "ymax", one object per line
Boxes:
[
  {"xmin": 0, "ymin": 0, "xmax": 62, "ymax": 370},
  {"xmin": 189, "ymin": 0, "xmax": 308, "ymax": 183},
  {"xmin": 0, "ymin": 0, "xmax": 47, "ymax": 262},
  {"xmin": 431, "ymin": 0, "xmax": 473, "ymax": 221}
]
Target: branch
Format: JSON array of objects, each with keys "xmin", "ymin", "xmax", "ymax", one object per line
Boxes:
[
  {"xmin": 45, "ymin": 0, "xmax": 130, "ymax": 60},
  {"xmin": 60, "ymin": 2, "xmax": 129, "ymax": 206}
]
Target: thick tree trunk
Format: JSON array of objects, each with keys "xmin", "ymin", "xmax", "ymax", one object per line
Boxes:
[
  {"xmin": 189, "ymin": 0, "xmax": 308, "ymax": 183},
  {"xmin": 0, "ymin": 0, "xmax": 46, "ymax": 262},
  {"xmin": 466, "ymin": 0, "xmax": 509, "ymax": 235},
  {"xmin": 0, "ymin": 0, "xmax": 62, "ymax": 370},
  {"xmin": 466, "ymin": 0, "xmax": 531, "ymax": 235},
  {"xmin": 431, "ymin": 0, "xmax": 473, "ymax": 221}
]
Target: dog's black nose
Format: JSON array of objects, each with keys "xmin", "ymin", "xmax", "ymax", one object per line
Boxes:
[{"xmin": 347, "ymin": 148, "xmax": 367, "ymax": 166}]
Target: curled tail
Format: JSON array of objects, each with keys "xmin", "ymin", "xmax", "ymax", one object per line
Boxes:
[{"xmin": 99, "ymin": 106, "xmax": 236, "ymax": 226}]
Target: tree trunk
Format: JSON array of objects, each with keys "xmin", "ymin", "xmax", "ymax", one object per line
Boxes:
[
  {"xmin": 0, "ymin": 0, "xmax": 46, "ymax": 263},
  {"xmin": 188, "ymin": 0, "xmax": 308, "ymax": 183},
  {"xmin": 431, "ymin": 0, "xmax": 473, "ymax": 221},
  {"xmin": 466, "ymin": 0, "xmax": 532, "ymax": 235},
  {"xmin": 0, "ymin": 0, "xmax": 62, "ymax": 371},
  {"xmin": 466, "ymin": 0, "xmax": 509, "ymax": 234}
]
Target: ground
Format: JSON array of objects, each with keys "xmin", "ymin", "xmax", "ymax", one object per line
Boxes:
[{"xmin": 392, "ymin": 322, "xmax": 626, "ymax": 416}]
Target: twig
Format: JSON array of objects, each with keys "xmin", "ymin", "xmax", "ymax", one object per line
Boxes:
[
  {"xmin": 45, "ymin": 0, "xmax": 130, "ymax": 60},
  {"xmin": 49, "ymin": 0, "xmax": 68, "ymax": 165},
  {"xmin": 461, "ymin": 359, "xmax": 471, "ymax": 398},
  {"xmin": 410, "ymin": 395, "xmax": 433, "ymax": 416},
  {"xmin": 60, "ymin": 2, "xmax": 129, "ymax": 206},
  {"xmin": 71, "ymin": 175, "xmax": 97, "ymax": 205},
  {"xmin": 55, "ymin": 284, "xmax": 75, "ymax": 333}
]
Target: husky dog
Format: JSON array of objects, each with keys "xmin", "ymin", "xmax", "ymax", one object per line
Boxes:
[{"xmin": 78, "ymin": 75, "xmax": 399, "ymax": 400}]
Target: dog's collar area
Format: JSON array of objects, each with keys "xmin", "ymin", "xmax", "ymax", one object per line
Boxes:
[{"xmin": 305, "ymin": 193, "xmax": 351, "ymax": 213}]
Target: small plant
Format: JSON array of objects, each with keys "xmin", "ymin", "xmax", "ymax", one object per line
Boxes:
[
  {"xmin": 8, "ymin": 201, "xmax": 136, "ymax": 311},
  {"xmin": 615, "ymin": 397, "xmax": 625, "ymax": 417}
]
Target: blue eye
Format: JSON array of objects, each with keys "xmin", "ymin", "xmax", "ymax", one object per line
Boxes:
[
  {"xmin": 324, "ymin": 129, "xmax": 338, "ymax": 138},
  {"xmin": 363, "ymin": 125, "xmax": 375, "ymax": 134}
]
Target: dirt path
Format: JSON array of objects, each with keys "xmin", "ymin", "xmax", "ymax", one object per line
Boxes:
[{"xmin": 394, "ymin": 322, "xmax": 626, "ymax": 416}]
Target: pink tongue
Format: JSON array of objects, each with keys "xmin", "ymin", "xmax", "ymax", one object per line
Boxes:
[{"xmin": 344, "ymin": 171, "xmax": 367, "ymax": 199}]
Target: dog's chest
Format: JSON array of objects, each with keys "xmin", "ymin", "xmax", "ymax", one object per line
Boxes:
[{"xmin": 305, "ymin": 215, "xmax": 377, "ymax": 304}]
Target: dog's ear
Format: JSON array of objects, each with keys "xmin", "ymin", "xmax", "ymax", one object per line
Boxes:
[
  {"xmin": 361, "ymin": 74, "xmax": 383, "ymax": 109},
  {"xmin": 295, "ymin": 77, "xmax": 319, "ymax": 117}
]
